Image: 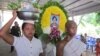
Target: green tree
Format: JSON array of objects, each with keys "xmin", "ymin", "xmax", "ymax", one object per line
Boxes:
[{"xmin": 79, "ymin": 12, "xmax": 100, "ymax": 34}]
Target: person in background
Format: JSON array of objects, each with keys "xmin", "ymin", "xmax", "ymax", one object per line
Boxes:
[
  {"xmin": 56, "ymin": 20, "xmax": 86, "ymax": 56},
  {"xmin": 84, "ymin": 33, "xmax": 89, "ymax": 50},
  {"xmin": 10, "ymin": 21, "xmax": 21, "ymax": 37},
  {"xmin": 0, "ymin": 10, "xmax": 43, "ymax": 56},
  {"xmin": 10, "ymin": 21, "xmax": 21, "ymax": 52},
  {"xmin": 80, "ymin": 34, "xmax": 86, "ymax": 44},
  {"xmin": 95, "ymin": 38, "xmax": 100, "ymax": 56}
]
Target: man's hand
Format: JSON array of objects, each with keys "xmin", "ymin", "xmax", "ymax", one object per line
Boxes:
[{"xmin": 12, "ymin": 10, "xmax": 17, "ymax": 18}]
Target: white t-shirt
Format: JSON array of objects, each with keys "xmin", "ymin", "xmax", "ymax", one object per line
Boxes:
[{"xmin": 13, "ymin": 35, "xmax": 43, "ymax": 56}]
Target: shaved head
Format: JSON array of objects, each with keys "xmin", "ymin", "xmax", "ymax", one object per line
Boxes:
[
  {"xmin": 65, "ymin": 20, "xmax": 76, "ymax": 28},
  {"xmin": 65, "ymin": 20, "xmax": 77, "ymax": 37}
]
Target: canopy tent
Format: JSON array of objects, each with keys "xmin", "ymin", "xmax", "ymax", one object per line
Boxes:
[{"xmin": 0, "ymin": 0, "xmax": 100, "ymax": 16}]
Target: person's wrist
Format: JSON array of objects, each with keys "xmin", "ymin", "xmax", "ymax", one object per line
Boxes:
[{"xmin": 12, "ymin": 16, "xmax": 17, "ymax": 19}]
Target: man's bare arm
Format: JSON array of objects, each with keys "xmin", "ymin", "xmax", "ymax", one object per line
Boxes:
[
  {"xmin": 0, "ymin": 10, "xmax": 17, "ymax": 45},
  {"xmin": 56, "ymin": 37, "xmax": 69, "ymax": 56},
  {"xmin": 56, "ymin": 42, "xmax": 64, "ymax": 56}
]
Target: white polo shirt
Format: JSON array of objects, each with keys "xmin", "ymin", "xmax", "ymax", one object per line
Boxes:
[{"xmin": 13, "ymin": 35, "xmax": 43, "ymax": 56}]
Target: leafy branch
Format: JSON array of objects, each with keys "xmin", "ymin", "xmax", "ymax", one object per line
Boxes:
[{"xmin": 7, "ymin": 2, "xmax": 21, "ymax": 10}]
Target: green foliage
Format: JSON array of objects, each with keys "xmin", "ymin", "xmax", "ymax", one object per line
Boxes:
[
  {"xmin": 50, "ymin": 37, "xmax": 61, "ymax": 45},
  {"xmin": 7, "ymin": 2, "xmax": 21, "ymax": 10},
  {"xmin": 32, "ymin": 3, "xmax": 41, "ymax": 9},
  {"xmin": 81, "ymin": 12, "xmax": 100, "ymax": 26},
  {"xmin": 96, "ymin": 12, "xmax": 100, "ymax": 25},
  {"xmin": 79, "ymin": 12, "xmax": 100, "ymax": 34},
  {"xmin": 39, "ymin": 34, "xmax": 49, "ymax": 42},
  {"xmin": 81, "ymin": 13, "xmax": 100, "ymax": 24},
  {"xmin": 34, "ymin": 22, "xmax": 43, "ymax": 37}
]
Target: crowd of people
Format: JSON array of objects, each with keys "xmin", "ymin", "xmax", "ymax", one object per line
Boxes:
[{"xmin": 0, "ymin": 10, "xmax": 100, "ymax": 56}]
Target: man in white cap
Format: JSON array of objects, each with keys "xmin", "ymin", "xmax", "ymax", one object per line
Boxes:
[{"xmin": 0, "ymin": 10, "xmax": 43, "ymax": 56}]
